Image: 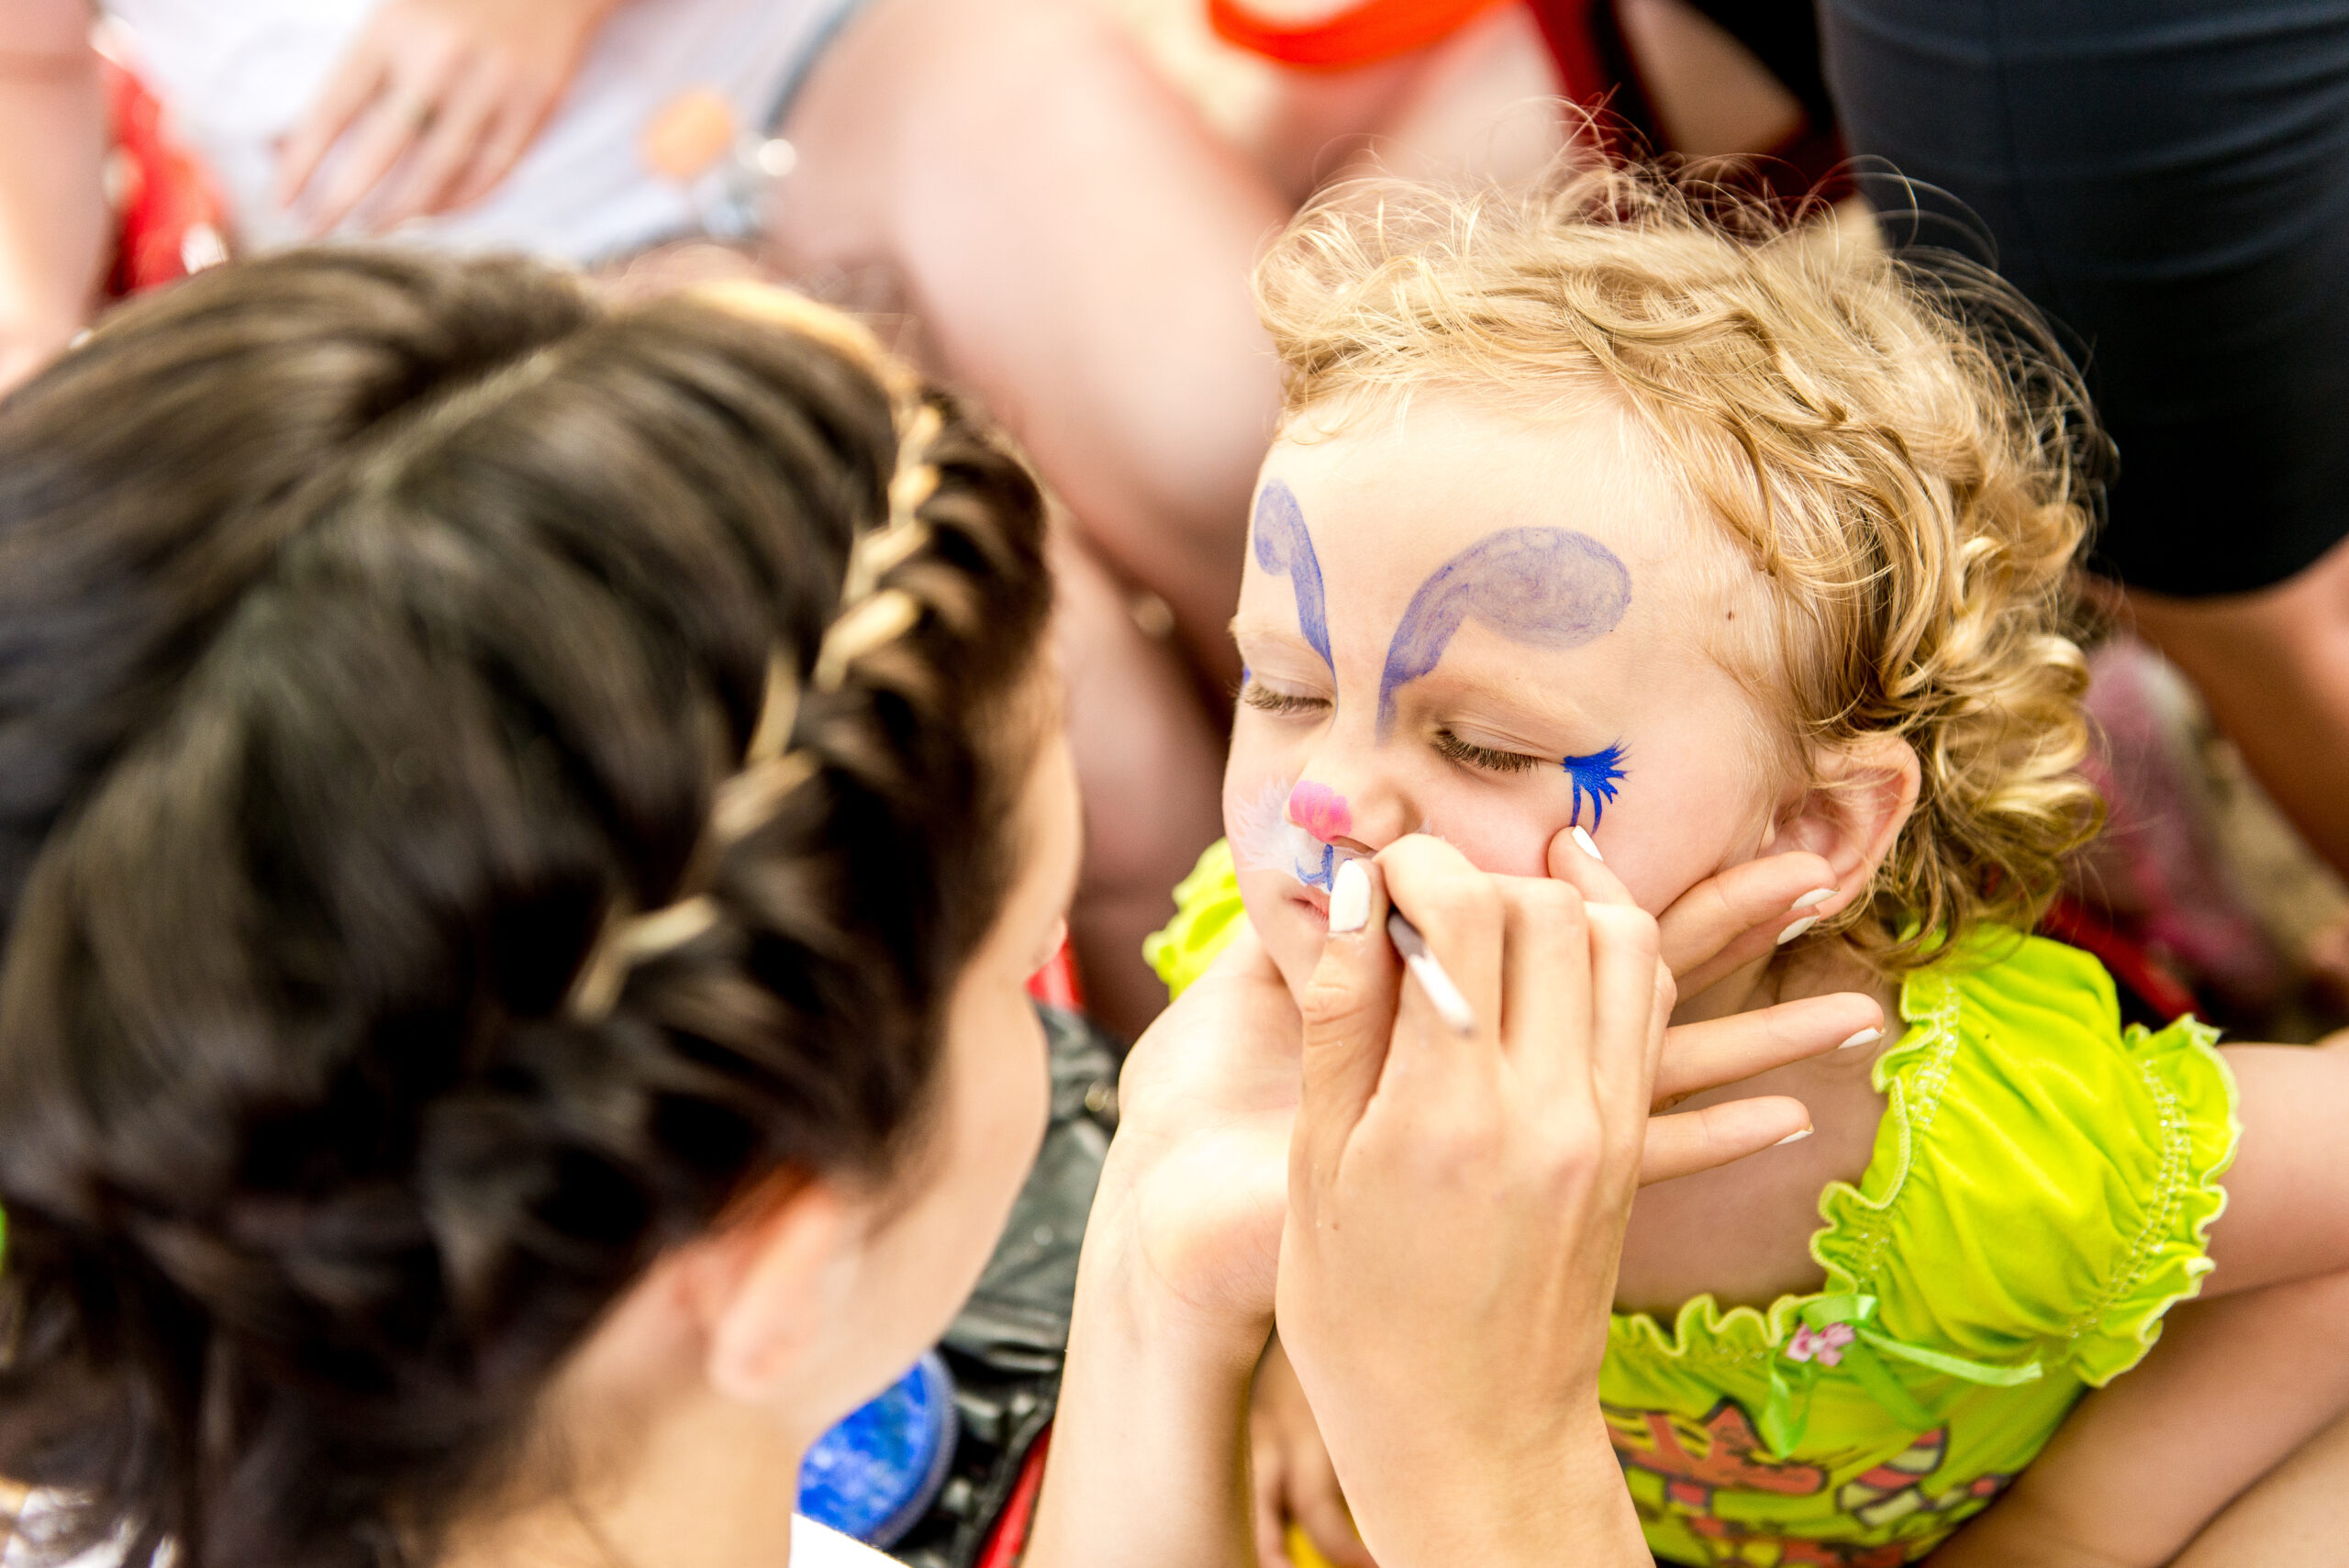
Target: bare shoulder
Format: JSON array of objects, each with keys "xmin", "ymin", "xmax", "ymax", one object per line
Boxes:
[
  {"xmin": 1617, "ymin": 949, "xmax": 1898, "ymax": 1316},
  {"xmin": 2207, "ymin": 1038, "xmax": 2349, "ymax": 1293},
  {"xmin": 1615, "ymin": 1036, "xmax": 1888, "ymax": 1316}
]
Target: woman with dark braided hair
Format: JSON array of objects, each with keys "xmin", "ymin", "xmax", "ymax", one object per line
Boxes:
[{"xmin": 0, "ymin": 249, "xmax": 1864, "ymax": 1568}]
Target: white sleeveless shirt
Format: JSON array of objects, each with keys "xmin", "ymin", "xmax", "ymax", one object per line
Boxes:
[{"xmin": 101, "ymin": 0, "xmax": 861, "ymax": 262}]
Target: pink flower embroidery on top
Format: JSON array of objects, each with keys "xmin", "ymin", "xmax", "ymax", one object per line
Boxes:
[{"xmin": 1787, "ymin": 1323, "xmax": 1856, "ymax": 1367}]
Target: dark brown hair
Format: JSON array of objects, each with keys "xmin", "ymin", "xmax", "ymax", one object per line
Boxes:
[{"xmin": 0, "ymin": 250, "xmax": 1052, "ymax": 1565}]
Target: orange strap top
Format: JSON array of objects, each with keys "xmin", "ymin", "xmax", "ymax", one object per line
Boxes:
[{"xmin": 1206, "ymin": 0, "xmax": 1512, "ymax": 70}]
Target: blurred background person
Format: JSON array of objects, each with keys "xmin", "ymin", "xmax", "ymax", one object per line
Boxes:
[{"xmin": 1822, "ymin": 0, "xmax": 2349, "ymax": 906}]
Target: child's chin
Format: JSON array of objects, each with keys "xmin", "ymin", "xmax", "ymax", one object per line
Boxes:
[{"xmin": 1235, "ymin": 871, "xmax": 1329, "ymax": 1001}]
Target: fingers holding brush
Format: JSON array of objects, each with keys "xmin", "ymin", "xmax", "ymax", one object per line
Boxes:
[{"xmin": 1277, "ymin": 832, "xmax": 1656, "ymax": 1565}]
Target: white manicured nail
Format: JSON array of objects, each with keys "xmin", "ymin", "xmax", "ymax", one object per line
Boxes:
[
  {"xmin": 1838, "ymin": 1027, "xmax": 1883, "ymax": 1051},
  {"xmin": 1572, "ymin": 826, "xmax": 1604, "ymax": 862},
  {"xmin": 1328, "ymin": 858, "xmax": 1371, "ymax": 933},
  {"xmin": 1791, "ymin": 887, "xmax": 1835, "ymax": 911},
  {"xmin": 1776, "ymin": 914, "xmax": 1820, "ymax": 946},
  {"xmin": 1774, "ymin": 1128, "xmax": 1813, "ymax": 1147}
]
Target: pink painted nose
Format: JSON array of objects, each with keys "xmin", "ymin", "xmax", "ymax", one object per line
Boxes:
[{"xmin": 1287, "ymin": 780, "xmax": 1353, "ymax": 843}]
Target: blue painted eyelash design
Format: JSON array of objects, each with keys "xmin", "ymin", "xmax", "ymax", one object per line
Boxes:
[{"xmin": 1562, "ymin": 742, "xmax": 1628, "ymax": 829}]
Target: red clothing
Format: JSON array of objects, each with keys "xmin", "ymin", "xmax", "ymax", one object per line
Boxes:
[
  {"xmin": 1209, "ymin": 0, "xmax": 1849, "ymax": 207},
  {"xmin": 1206, "ymin": 0, "xmax": 1508, "ymax": 69}
]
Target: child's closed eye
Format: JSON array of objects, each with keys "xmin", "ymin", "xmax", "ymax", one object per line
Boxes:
[
  {"xmin": 1431, "ymin": 728, "xmax": 1547, "ymax": 775},
  {"xmin": 1241, "ymin": 682, "xmax": 1330, "ymax": 718}
]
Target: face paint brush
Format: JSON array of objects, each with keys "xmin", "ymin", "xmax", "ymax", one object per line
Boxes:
[{"xmin": 1385, "ymin": 908, "xmax": 1478, "ymax": 1037}]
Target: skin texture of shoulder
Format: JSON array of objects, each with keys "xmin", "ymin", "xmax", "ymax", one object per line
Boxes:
[{"xmin": 1613, "ymin": 940, "xmax": 1895, "ymax": 1317}]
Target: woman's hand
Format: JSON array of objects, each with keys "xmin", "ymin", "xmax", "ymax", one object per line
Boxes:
[
  {"xmin": 1095, "ymin": 838, "xmax": 1881, "ymax": 1345},
  {"xmin": 1240, "ymin": 834, "xmax": 1877, "ymax": 1564},
  {"xmin": 1280, "ymin": 833, "xmax": 1855, "ymax": 1567},
  {"xmin": 1274, "ymin": 837, "xmax": 1665, "ymax": 1565},
  {"xmin": 1089, "ymin": 922, "xmax": 1303, "ymax": 1338},
  {"xmin": 275, "ymin": 0, "xmax": 618, "ymax": 236},
  {"xmin": 1084, "ymin": 843, "xmax": 1873, "ymax": 1343},
  {"xmin": 1551, "ymin": 828, "xmax": 1881, "ymax": 1176},
  {"xmin": 1041, "ymin": 834, "xmax": 1882, "ymax": 1568}
]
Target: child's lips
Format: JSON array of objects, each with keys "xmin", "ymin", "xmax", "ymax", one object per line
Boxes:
[{"xmin": 1292, "ymin": 884, "xmax": 1330, "ymax": 925}]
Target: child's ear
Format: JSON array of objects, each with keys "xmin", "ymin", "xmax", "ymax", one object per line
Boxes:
[{"xmin": 1766, "ymin": 734, "xmax": 1921, "ymax": 905}]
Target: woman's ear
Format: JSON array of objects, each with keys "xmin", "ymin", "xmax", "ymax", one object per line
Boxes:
[
  {"xmin": 684, "ymin": 1175, "xmax": 858, "ymax": 1407},
  {"xmin": 1768, "ymin": 734, "xmax": 1921, "ymax": 906}
]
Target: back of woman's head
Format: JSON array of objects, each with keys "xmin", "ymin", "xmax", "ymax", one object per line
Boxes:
[{"xmin": 0, "ymin": 250, "xmax": 1052, "ymax": 1565}]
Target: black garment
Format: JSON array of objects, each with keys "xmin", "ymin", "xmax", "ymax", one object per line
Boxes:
[
  {"xmin": 1821, "ymin": 0, "xmax": 2349, "ymax": 596},
  {"xmin": 1687, "ymin": 0, "xmax": 1839, "ymax": 130},
  {"xmin": 1528, "ymin": 0, "xmax": 1850, "ymax": 206}
]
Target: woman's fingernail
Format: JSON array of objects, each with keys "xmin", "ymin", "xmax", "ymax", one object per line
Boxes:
[
  {"xmin": 1774, "ymin": 1128, "xmax": 1813, "ymax": 1147},
  {"xmin": 1837, "ymin": 1027, "xmax": 1883, "ymax": 1051},
  {"xmin": 1571, "ymin": 825, "xmax": 1604, "ymax": 862},
  {"xmin": 1791, "ymin": 886, "xmax": 1835, "ymax": 911},
  {"xmin": 1328, "ymin": 858, "xmax": 1371, "ymax": 934},
  {"xmin": 1776, "ymin": 914, "xmax": 1820, "ymax": 946}
]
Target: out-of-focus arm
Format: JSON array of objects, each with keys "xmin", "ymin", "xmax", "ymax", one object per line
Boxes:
[
  {"xmin": 0, "ymin": 0, "xmax": 107, "ymax": 395},
  {"xmin": 1022, "ymin": 934, "xmax": 1302, "ymax": 1568},
  {"xmin": 1022, "ymin": 1185, "xmax": 1266, "ymax": 1568}
]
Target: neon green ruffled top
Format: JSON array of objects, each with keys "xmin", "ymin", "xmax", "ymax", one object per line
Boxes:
[{"xmin": 1148, "ymin": 841, "xmax": 2240, "ymax": 1566}]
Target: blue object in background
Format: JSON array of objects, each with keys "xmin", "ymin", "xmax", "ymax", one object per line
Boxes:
[{"xmin": 798, "ymin": 1350, "xmax": 959, "ymax": 1547}]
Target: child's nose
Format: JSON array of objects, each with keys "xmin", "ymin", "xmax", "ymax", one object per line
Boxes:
[{"xmin": 1286, "ymin": 774, "xmax": 1407, "ymax": 855}]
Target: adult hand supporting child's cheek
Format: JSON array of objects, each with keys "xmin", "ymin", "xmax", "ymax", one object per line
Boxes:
[
  {"xmin": 1547, "ymin": 828, "xmax": 1851, "ymax": 995},
  {"xmin": 1548, "ymin": 828, "xmax": 1884, "ymax": 1183},
  {"xmin": 1097, "ymin": 924, "xmax": 1302, "ymax": 1331},
  {"xmin": 1275, "ymin": 835, "xmax": 1655, "ymax": 1568}
]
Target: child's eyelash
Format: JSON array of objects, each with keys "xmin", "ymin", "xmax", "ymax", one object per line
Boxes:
[
  {"xmin": 1434, "ymin": 731, "xmax": 1631, "ymax": 827},
  {"xmin": 1564, "ymin": 741, "xmax": 1629, "ymax": 828},
  {"xmin": 1241, "ymin": 683, "xmax": 1329, "ymax": 717},
  {"xmin": 1432, "ymin": 729, "xmax": 1544, "ymax": 774}
]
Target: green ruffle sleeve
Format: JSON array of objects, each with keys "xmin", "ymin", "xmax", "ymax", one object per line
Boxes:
[
  {"xmin": 1142, "ymin": 839, "xmax": 1244, "ymax": 999},
  {"xmin": 1600, "ymin": 931, "xmax": 2239, "ymax": 1563},
  {"xmin": 1811, "ymin": 929, "xmax": 2241, "ymax": 1388}
]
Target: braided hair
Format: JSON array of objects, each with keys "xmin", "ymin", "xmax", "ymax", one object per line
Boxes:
[{"xmin": 0, "ymin": 250, "xmax": 1052, "ymax": 1566}]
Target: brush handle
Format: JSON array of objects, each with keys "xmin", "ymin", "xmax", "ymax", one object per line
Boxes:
[{"xmin": 1385, "ymin": 909, "xmax": 1477, "ymax": 1036}]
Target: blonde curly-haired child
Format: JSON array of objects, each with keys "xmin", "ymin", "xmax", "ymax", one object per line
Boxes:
[{"xmin": 1148, "ymin": 171, "xmax": 2349, "ymax": 1567}]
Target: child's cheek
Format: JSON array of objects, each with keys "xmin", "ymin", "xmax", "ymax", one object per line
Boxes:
[
  {"xmin": 1399, "ymin": 821, "xmax": 1550, "ymax": 882},
  {"xmin": 1222, "ymin": 706, "xmax": 1302, "ymax": 807},
  {"xmin": 1419, "ymin": 806, "xmax": 1558, "ymax": 880}
]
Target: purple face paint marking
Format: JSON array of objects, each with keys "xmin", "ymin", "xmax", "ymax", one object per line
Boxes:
[
  {"xmin": 1563, "ymin": 741, "xmax": 1628, "ymax": 828},
  {"xmin": 1375, "ymin": 528, "xmax": 1631, "ymax": 738},
  {"xmin": 1252, "ymin": 480, "xmax": 1332, "ymax": 670}
]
